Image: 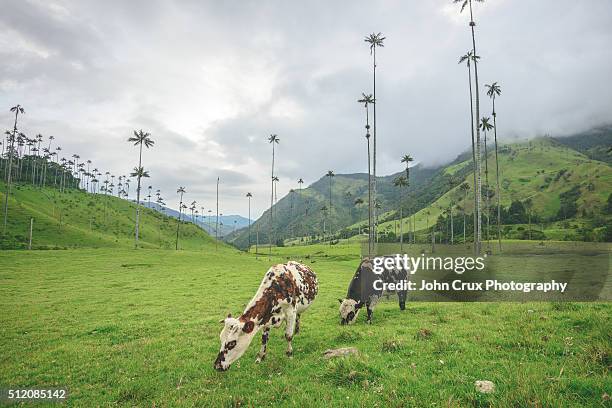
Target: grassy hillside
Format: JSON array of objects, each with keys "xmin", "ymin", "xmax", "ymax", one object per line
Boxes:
[
  {"xmin": 364, "ymin": 137, "xmax": 612, "ymax": 242},
  {"xmin": 0, "ymin": 183, "xmax": 217, "ymax": 250}
]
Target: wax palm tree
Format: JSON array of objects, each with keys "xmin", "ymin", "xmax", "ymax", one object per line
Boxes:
[
  {"xmin": 268, "ymin": 134, "xmax": 279, "ymax": 257},
  {"xmin": 272, "ymin": 176, "xmax": 279, "ymax": 204},
  {"xmin": 320, "ymin": 204, "xmax": 328, "ymax": 241},
  {"xmin": 40, "ymin": 135, "xmax": 54, "ymax": 188},
  {"xmin": 479, "ymin": 117, "xmax": 493, "ymax": 249},
  {"xmin": 455, "ymin": 0, "xmax": 485, "ymax": 254},
  {"xmin": 401, "ymin": 154, "xmax": 413, "ymax": 180},
  {"xmin": 358, "ymin": 92, "xmax": 375, "ymax": 254},
  {"xmin": 325, "ymin": 170, "xmax": 335, "ymax": 242},
  {"xmin": 175, "ymin": 186, "xmax": 186, "ymax": 250},
  {"xmin": 127, "ymin": 130, "xmax": 154, "ymax": 248},
  {"xmin": 364, "ymin": 32, "xmax": 385, "ymax": 244},
  {"xmin": 459, "ymin": 183, "xmax": 470, "ymax": 243},
  {"xmin": 393, "ymin": 175, "xmax": 408, "ymax": 251},
  {"xmin": 458, "ymin": 50, "xmax": 481, "ymax": 251},
  {"xmin": 156, "ymin": 196, "xmax": 165, "ymax": 247},
  {"xmin": 486, "ymin": 81, "xmax": 502, "ymax": 251},
  {"xmin": 246, "ymin": 192, "xmax": 253, "ymax": 250},
  {"xmin": 3, "ymin": 104, "xmax": 25, "ymax": 235},
  {"xmin": 524, "ymin": 198, "xmax": 533, "ymax": 240}
]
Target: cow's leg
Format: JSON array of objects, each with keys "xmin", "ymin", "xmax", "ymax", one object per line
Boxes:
[
  {"xmin": 284, "ymin": 310, "xmax": 297, "ymax": 356},
  {"xmin": 366, "ymin": 303, "xmax": 373, "ymax": 324},
  {"xmin": 255, "ymin": 326, "xmax": 270, "ymax": 363},
  {"xmin": 398, "ymin": 290, "xmax": 407, "ymax": 311},
  {"xmin": 294, "ymin": 314, "xmax": 301, "ymax": 335}
]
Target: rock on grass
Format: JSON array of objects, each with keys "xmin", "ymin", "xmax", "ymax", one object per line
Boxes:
[
  {"xmin": 323, "ymin": 347, "xmax": 359, "ymax": 359},
  {"xmin": 475, "ymin": 380, "xmax": 495, "ymax": 394}
]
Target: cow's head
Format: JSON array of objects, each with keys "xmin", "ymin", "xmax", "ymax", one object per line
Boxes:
[
  {"xmin": 338, "ymin": 299, "xmax": 363, "ymax": 325},
  {"xmin": 214, "ymin": 314, "xmax": 257, "ymax": 371}
]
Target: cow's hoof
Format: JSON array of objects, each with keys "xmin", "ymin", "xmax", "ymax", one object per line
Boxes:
[
  {"xmin": 366, "ymin": 320, "xmax": 372, "ymax": 325},
  {"xmin": 255, "ymin": 355, "xmax": 265, "ymax": 363},
  {"xmin": 286, "ymin": 351, "xmax": 293, "ymax": 357}
]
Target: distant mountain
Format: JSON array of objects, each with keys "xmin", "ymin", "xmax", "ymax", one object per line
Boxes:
[
  {"xmin": 553, "ymin": 124, "xmax": 612, "ymax": 164},
  {"xmin": 144, "ymin": 202, "xmax": 251, "ymax": 237},
  {"xmin": 225, "ymin": 127, "xmax": 612, "ymax": 248}
]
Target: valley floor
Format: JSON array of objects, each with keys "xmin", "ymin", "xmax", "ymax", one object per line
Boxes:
[{"xmin": 0, "ymin": 246, "xmax": 610, "ymax": 407}]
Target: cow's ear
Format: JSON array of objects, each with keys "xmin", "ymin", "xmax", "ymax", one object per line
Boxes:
[
  {"xmin": 242, "ymin": 320, "xmax": 255, "ymax": 333},
  {"xmin": 355, "ymin": 301, "xmax": 364, "ymax": 310},
  {"xmin": 338, "ymin": 298, "xmax": 344, "ymax": 304}
]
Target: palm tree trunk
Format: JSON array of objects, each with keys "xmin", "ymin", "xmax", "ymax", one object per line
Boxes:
[
  {"xmin": 372, "ymin": 46, "xmax": 378, "ymax": 244},
  {"xmin": 484, "ymin": 130, "xmax": 490, "ymax": 251},
  {"xmin": 450, "ymin": 206, "xmax": 454, "ymax": 244},
  {"xmin": 329, "ymin": 177, "xmax": 332, "ymax": 246},
  {"xmin": 366, "ymin": 138, "xmax": 373, "ymax": 255},
  {"xmin": 134, "ymin": 144, "xmax": 143, "ymax": 248},
  {"xmin": 399, "ymin": 195, "xmax": 403, "ymax": 252},
  {"xmin": 466, "ymin": 60, "xmax": 478, "ymax": 253},
  {"xmin": 469, "ymin": 0, "xmax": 482, "ymax": 255},
  {"xmin": 269, "ymin": 144, "xmax": 275, "ymax": 258},
  {"xmin": 216, "ymin": 177, "xmax": 219, "ymax": 251},
  {"xmin": 2, "ymin": 112, "xmax": 19, "ymax": 235},
  {"xmin": 492, "ymin": 98, "xmax": 502, "ymax": 252},
  {"xmin": 175, "ymin": 192, "xmax": 183, "ymax": 250},
  {"xmin": 247, "ymin": 196, "xmax": 251, "ymax": 251}
]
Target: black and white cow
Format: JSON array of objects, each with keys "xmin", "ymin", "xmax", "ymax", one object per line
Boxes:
[
  {"xmin": 214, "ymin": 261, "xmax": 318, "ymax": 371},
  {"xmin": 338, "ymin": 257, "xmax": 408, "ymax": 325}
]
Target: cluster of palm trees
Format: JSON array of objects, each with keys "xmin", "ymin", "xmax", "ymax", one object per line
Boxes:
[
  {"xmin": 455, "ymin": 0, "xmax": 504, "ymax": 254},
  {"xmin": 0, "ymin": 110, "xmax": 181, "ymax": 248},
  {"xmin": 0, "ymin": 105, "xmax": 150, "ymax": 236}
]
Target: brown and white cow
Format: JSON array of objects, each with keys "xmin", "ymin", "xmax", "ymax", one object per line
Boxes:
[{"xmin": 214, "ymin": 261, "xmax": 318, "ymax": 371}]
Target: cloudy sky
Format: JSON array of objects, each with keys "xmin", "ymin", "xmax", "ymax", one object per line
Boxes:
[{"xmin": 1, "ymin": 0, "xmax": 611, "ymax": 218}]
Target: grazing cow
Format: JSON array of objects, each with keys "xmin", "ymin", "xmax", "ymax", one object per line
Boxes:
[
  {"xmin": 214, "ymin": 261, "xmax": 318, "ymax": 371},
  {"xmin": 338, "ymin": 257, "xmax": 408, "ymax": 325}
]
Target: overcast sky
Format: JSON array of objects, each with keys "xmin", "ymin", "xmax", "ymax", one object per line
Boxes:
[{"xmin": 1, "ymin": 0, "xmax": 611, "ymax": 218}]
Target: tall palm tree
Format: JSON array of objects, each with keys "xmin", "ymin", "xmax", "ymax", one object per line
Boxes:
[
  {"xmin": 246, "ymin": 192, "xmax": 252, "ymax": 250},
  {"xmin": 459, "ymin": 183, "xmax": 470, "ymax": 244},
  {"xmin": 393, "ymin": 175, "xmax": 408, "ymax": 251},
  {"xmin": 524, "ymin": 198, "xmax": 533, "ymax": 240},
  {"xmin": 147, "ymin": 185, "xmax": 153, "ymax": 208},
  {"xmin": 455, "ymin": 0, "xmax": 485, "ymax": 254},
  {"xmin": 128, "ymin": 130, "xmax": 155, "ymax": 248},
  {"xmin": 458, "ymin": 50, "xmax": 480, "ymax": 252},
  {"xmin": 401, "ymin": 154, "xmax": 414, "ymax": 241},
  {"xmin": 479, "ymin": 117, "xmax": 493, "ymax": 250},
  {"xmin": 358, "ymin": 92, "xmax": 375, "ymax": 254},
  {"xmin": 175, "ymin": 186, "xmax": 186, "ymax": 250},
  {"xmin": 486, "ymin": 81, "xmax": 502, "ymax": 251},
  {"xmin": 216, "ymin": 177, "xmax": 220, "ymax": 251},
  {"xmin": 41, "ymin": 135, "xmax": 54, "ymax": 188},
  {"xmin": 325, "ymin": 170, "xmax": 335, "ymax": 243},
  {"xmin": 401, "ymin": 154, "xmax": 413, "ymax": 180},
  {"xmin": 364, "ymin": 32, "xmax": 385, "ymax": 244},
  {"xmin": 268, "ymin": 134, "xmax": 279, "ymax": 257},
  {"xmin": 3, "ymin": 104, "xmax": 25, "ymax": 235}
]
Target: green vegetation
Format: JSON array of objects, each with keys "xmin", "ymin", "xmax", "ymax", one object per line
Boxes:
[
  {"xmin": 1, "ymin": 245, "xmax": 610, "ymax": 406},
  {"xmin": 0, "ymin": 183, "xmax": 214, "ymax": 250}
]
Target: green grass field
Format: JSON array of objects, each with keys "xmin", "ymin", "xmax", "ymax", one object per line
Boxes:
[{"xmin": 1, "ymin": 241, "xmax": 610, "ymax": 407}]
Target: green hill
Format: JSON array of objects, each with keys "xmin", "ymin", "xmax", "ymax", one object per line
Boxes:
[
  {"xmin": 374, "ymin": 137, "xmax": 611, "ymax": 242},
  {"xmin": 228, "ymin": 130, "xmax": 611, "ymax": 249},
  {"xmin": 224, "ymin": 163, "xmax": 454, "ymax": 249},
  {"xmin": 0, "ymin": 183, "xmax": 216, "ymax": 250}
]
